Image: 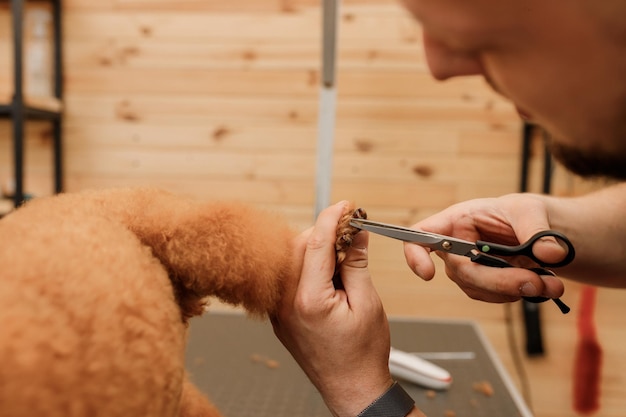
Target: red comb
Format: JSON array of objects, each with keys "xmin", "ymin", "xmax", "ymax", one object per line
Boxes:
[{"xmin": 573, "ymin": 286, "xmax": 602, "ymax": 414}]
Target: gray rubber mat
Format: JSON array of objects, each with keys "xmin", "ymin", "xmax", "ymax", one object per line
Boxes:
[{"xmin": 185, "ymin": 312, "xmax": 532, "ymax": 417}]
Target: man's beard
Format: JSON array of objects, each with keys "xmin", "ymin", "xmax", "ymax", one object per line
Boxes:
[{"xmin": 549, "ymin": 140, "xmax": 626, "ymax": 180}]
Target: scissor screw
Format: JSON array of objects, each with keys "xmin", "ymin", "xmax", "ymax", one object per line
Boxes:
[{"xmin": 442, "ymin": 241, "xmax": 452, "ymax": 251}]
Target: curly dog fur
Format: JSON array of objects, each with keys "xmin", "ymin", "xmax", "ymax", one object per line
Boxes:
[{"xmin": 0, "ymin": 187, "xmax": 361, "ymax": 417}]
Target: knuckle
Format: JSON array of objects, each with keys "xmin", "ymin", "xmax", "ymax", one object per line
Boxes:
[
  {"xmin": 464, "ymin": 288, "xmax": 484, "ymax": 301},
  {"xmin": 292, "ymin": 292, "xmax": 323, "ymax": 319},
  {"xmin": 306, "ymin": 232, "xmax": 327, "ymax": 252},
  {"xmin": 343, "ymin": 247, "xmax": 369, "ymax": 268}
]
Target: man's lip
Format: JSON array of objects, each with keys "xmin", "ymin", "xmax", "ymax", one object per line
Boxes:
[{"xmin": 516, "ymin": 106, "xmax": 532, "ymax": 120}]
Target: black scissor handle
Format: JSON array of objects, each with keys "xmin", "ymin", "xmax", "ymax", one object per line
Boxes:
[
  {"xmin": 470, "ymin": 253, "xmax": 570, "ymax": 314},
  {"xmin": 523, "ymin": 268, "xmax": 570, "ymax": 314},
  {"xmin": 476, "ymin": 230, "xmax": 575, "ymax": 268}
]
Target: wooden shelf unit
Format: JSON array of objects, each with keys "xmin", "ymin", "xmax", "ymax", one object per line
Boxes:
[{"xmin": 0, "ymin": 0, "xmax": 63, "ymax": 209}]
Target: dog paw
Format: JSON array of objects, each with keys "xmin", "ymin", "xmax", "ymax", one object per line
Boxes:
[{"xmin": 334, "ymin": 205, "xmax": 367, "ymax": 276}]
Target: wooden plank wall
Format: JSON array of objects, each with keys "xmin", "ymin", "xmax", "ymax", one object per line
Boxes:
[
  {"xmin": 0, "ymin": 1, "xmax": 607, "ymax": 215},
  {"xmin": 2, "ymin": 1, "xmax": 625, "ymax": 417},
  {"xmin": 0, "ymin": 0, "xmax": 525, "ymax": 229}
]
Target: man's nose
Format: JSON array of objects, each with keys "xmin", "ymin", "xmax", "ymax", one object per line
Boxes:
[{"xmin": 422, "ymin": 32, "xmax": 484, "ymax": 80}]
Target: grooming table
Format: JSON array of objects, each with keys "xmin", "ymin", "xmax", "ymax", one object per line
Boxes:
[{"xmin": 186, "ymin": 312, "xmax": 532, "ymax": 417}]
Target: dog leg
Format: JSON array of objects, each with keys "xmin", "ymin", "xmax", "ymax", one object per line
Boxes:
[{"xmin": 74, "ymin": 187, "xmax": 297, "ymax": 320}]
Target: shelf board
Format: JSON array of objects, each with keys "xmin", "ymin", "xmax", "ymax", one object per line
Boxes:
[
  {"xmin": 0, "ymin": 94, "xmax": 63, "ymax": 118},
  {"xmin": 25, "ymin": 96, "xmax": 63, "ymax": 113}
]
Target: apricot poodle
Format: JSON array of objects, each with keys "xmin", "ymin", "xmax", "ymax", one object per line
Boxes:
[{"xmin": 0, "ymin": 187, "xmax": 362, "ymax": 417}]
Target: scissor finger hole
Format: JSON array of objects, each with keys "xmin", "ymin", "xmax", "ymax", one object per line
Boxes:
[{"xmin": 530, "ymin": 236, "xmax": 570, "ymax": 264}]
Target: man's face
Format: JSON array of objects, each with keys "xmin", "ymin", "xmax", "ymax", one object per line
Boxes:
[{"xmin": 402, "ymin": 0, "xmax": 626, "ymax": 179}]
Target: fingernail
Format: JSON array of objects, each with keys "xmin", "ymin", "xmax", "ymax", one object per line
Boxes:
[{"xmin": 520, "ymin": 282, "xmax": 538, "ymax": 297}]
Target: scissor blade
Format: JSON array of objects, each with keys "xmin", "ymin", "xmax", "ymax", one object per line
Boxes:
[
  {"xmin": 350, "ymin": 220, "xmax": 439, "ymax": 247},
  {"xmin": 349, "ymin": 219, "xmax": 475, "ymax": 255}
]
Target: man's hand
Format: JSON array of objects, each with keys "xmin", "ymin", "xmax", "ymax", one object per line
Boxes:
[
  {"xmin": 404, "ymin": 194, "xmax": 566, "ymax": 303},
  {"xmin": 271, "ymin": 201, "xmax": 394, "ymax": 417}
]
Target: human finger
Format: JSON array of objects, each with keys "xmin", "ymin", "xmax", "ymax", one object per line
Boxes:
[
  {"xmin": 297, "ymin": 201, "xmax": 349, "ymax": 297},
  {"xmin": 438, "ymin": 252, "xmax": 565, "ymax": 301},
  {"xmin": 528, "ymin": 235, "xmax": 572, "ymax": 266},
  {"xmin": 504, "ymin": 198, "xmax": 570, "ymax": 265},
  {"xmin": 336, "ymin": 230, "xmax": 379, "ymax": 306},
  {"xmin": 404, "ymin": 242, "xmax": 436, "ymax": 281}
]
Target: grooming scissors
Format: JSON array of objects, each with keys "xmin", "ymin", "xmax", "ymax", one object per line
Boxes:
[{"xmin": 349, "ymin": 218, "xmax": 575, "ymax": 314}]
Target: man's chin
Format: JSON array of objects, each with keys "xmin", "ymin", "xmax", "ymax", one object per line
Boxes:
[{"xmin": 550, "ymin": 141, "xmax": 626, "ymax": 180}]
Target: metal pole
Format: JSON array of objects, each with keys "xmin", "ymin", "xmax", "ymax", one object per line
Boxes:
[
  {"xmin": 314, "ymin": 0, "xmax": 339, "ymax": 218},
  {"xmin": 52, "ymin": 0, "xmax": 63, "ymax": 193},
  {"xmin": 11, "ymin": 0, "xmax": 26, "ymax": 207},
  {"xmin": 519, "ymin": 122, "xmax": 546, "ymax": 356}
]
